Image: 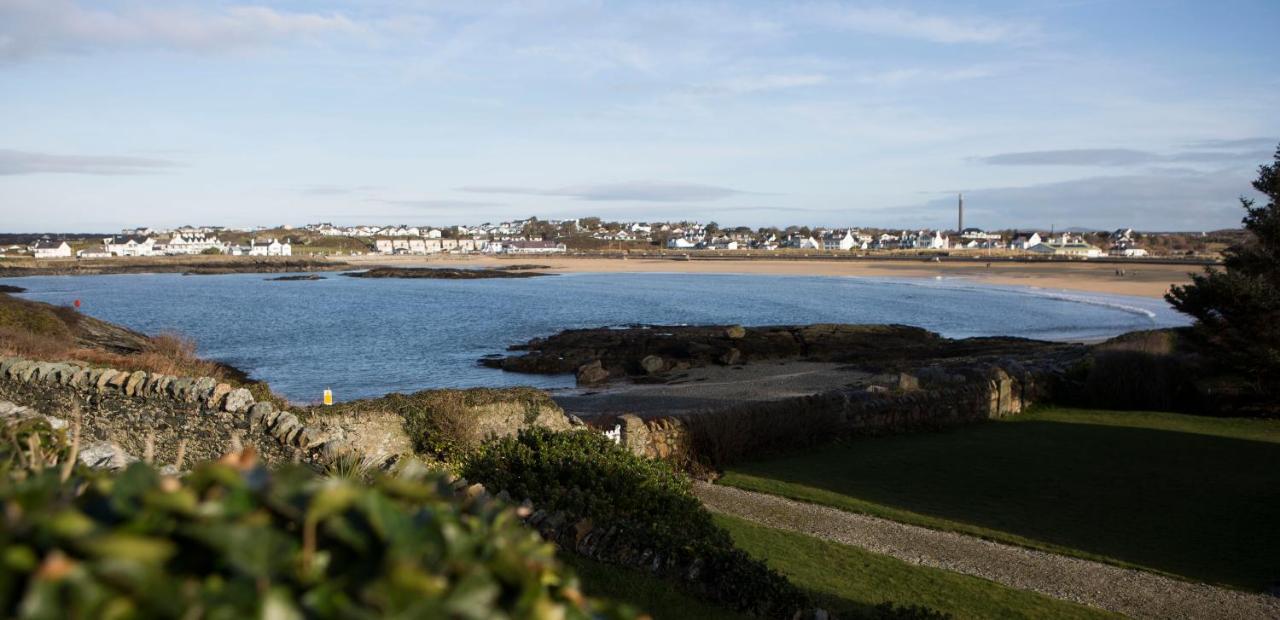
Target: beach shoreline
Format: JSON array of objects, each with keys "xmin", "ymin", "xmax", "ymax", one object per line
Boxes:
[{"xmin": 343, "ymin": 254, "xmax": 1197, "ymax": 299}]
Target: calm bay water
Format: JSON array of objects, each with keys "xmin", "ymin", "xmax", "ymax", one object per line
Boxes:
[{"xmin": 3, "ymin": 272, "xmax": 1188, "ymax": 402}]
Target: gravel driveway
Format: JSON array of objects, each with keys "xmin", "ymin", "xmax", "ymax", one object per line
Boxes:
[{"xmin": 696, "ymin": 483, "xmax": 1280, "ymax": 620}]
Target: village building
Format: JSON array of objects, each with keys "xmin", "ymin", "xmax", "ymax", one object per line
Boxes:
[
  {"xmin": 1027, "ymin": 240, "xmax": 1103, "ymax": 257},
  {"xmin": 32, "ymin": 240, "xmax": 72, "ymax": 259},
  {"xmin": 103, "ymin": 235, "xmax": 157, "ymax": 257},
  {"xmin": 248, "ymin": 238, "xmax": 292, "ymax": 256},
  {"xmin": 912, "ymin": 230, "xmax": 949, "ymax": 250},
  {"xmin": 166, "ymin": 232, "xmax": 223, "ymax": 255},
  {"xmin": 1010, "ymin": 232, "xmax": 1043, "ymax": 250},
  {"xmin": 497, "ymin": 240, "xmax": 567, "ymax": 254}
]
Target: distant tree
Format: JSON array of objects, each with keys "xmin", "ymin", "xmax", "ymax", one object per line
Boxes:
[
  {"xmin": 705, "ymin": 221, "xmax": 720, "ymax": 235},
  {"xmin": 580, "ymin": 216, "xmax": 602, "ymax": 230},
  {"xmin": 1166, "ymin": 144, "xmax": 1280, "ymax": 396}
]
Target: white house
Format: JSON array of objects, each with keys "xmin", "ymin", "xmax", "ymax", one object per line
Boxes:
[
  {"xmin": 667, "ymin": 238, "xmax": 698, "ymax": 249},
  {"xmin": 32, "ymin": 240, "xmax": 72, "ymax": 259},
  {"xmin": 913, "ymin": 230, "xmax": 949, "ymax": 250},
  {"xmin": 822, "ymin": 230, "xmax": 862, "ymax": 251},
  {"xmin": 248, "ymin": 238, "xmax": 292, "ymax": 256},
  {"xmin": 785, "ymin": 235, "xmax": 821, "ymax": 250},
  {"xmin": 166, "ymin": 232, "xmax": 223, "ymax": 255},
  {"xmin": 502, "ymin": 240, "xmax": 567, "ymax": 254},
  {"xmin": 1010, "ymin": 232, "xmax": 1043, "ymax": 250},
  {"xmin": 103, "ymin": 235, "xmax": 157, "ymax": 257},
  {"xmin": 1027, "ymin": 241, "xmax": 1103, "ymax": 258}
]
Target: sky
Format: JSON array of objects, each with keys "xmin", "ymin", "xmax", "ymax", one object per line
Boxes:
[{"xmin": 1, "ymin": 0, "xmax": 1278, "ymax": 233}]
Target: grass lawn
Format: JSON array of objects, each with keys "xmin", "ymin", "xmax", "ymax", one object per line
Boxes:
[
  {"xmin": 564, "ymin": 554, "xmax": 747, "ymax": 619},
  {"xmin": 718, "ymin": 407, "xmax": 1280, "ymax": 591},
  {"xmin": 718, "ymin": 515, "xmax": 1116, "ymax": 620},
  {"xmin": 564, "ymin": 517, "xmax": 1114, "ymax": 620}
]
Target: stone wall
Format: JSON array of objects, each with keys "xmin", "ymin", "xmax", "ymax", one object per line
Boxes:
[
  {"xmin": 608, "ymin": 361, "xmax": 1064, "ymax": 470},
  {"xmin": 0, "ymin": 356, "xmax": 357, "ymax": 469}
]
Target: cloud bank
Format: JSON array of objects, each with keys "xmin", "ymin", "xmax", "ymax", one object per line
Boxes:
[
  {"xmin": 0, "ymin": 149, "xmax": 179, "ymax": 175},
  {"xmin": 460, "ymin": 181, "xmax": 749, "ymax": 202},
  {"xmin": 0, "ymin": 0, "xmax": 362, "ymax": 62}
]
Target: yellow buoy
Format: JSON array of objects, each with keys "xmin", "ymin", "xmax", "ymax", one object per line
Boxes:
[{"xmin": 323, "ymin": 388, "xmax": 333, "ymax": 406}]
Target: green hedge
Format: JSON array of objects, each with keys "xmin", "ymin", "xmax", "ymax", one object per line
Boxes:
[
  {"xmin": 0, "ymin": 420, "xmax": 633, "ymax": 619},
  {"xmin": 463, "ymin": 428, "xmax": 810, "ymax": 618}
]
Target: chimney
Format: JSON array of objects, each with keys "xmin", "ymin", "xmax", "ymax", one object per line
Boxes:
[{"xmin": 957, "ymin": 193, "xmax": 964, "ymax": 234}]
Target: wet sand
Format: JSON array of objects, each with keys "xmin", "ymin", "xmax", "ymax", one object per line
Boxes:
[{"xmin": 345, "ymin": 254, "xmax": 1199, "ymax": 299}]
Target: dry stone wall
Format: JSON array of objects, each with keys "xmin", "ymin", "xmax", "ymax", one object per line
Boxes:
[
  {"xmin": 607, "ymin": 361, "xmax": 1065, "ymax": 469},
  {"xmin": 0, "ymin": 356, "xmax": 357, "ymax": 469}
]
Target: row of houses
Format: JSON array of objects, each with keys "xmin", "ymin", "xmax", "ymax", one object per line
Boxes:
[
  {"xmin": 371, "ymin": 237, "xmax": 566, "ymax": 255},
  {"xmin": 26, "ymin": 235, "xmax": 292, "ymax": 259}
]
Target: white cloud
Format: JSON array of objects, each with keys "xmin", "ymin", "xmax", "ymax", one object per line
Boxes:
[
  {"xmin": 460, "ymin": 181, "xmax": 749, "ymax": 202},
  {"xmin": 0, "ymin": 0, "xmax": 364, "ymax": 62},
  {"xmin": 0, "ymin": 148, "xmax": 179, "ymax": 175},
  {"xmin": 806, "ymin": 5, "xmax": 1037, "ymax": 44},
  {"xmin": 699, "ymin": 73, "xmax": 827, "ymax": 95}
]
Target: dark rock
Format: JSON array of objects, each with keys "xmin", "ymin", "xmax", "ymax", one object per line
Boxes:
[
  {"xmin": 640, "ymin": 355, "xmax": 666, "ymax": 375},
  {"xmin": 576, "ymin": 360, "xmax": 611, "ymax": 386},
  {"xmin": 266, "ymin": 274, "xmax": 325, "ymax": 281},
  {"xmin": 342, "ymin": 267, "xmax": 551, "ymax": 279},
  {"xmin": 717, "ymin": 348, "xmax": 742, "ymax": 366}
]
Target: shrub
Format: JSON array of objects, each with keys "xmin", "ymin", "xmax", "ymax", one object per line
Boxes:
[
  {"xmin": 685, "ymin": 399, "xmax": 845, "ymax": 470},
  {"xmin": 0, "ymin": 424, "xmax": 633, "ymax": 619},
  {"xmin": 1080, "ymin": 350, "xmax": 1200, "ymax": 412},
  {"xmin": 463, "ymin": 428, "xmax": 810, "ymax": 618}
]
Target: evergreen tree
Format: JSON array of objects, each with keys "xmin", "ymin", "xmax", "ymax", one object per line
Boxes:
[{"xmin": 1166, "ymin": 144, "xmax": 1280, "ymax": 396}]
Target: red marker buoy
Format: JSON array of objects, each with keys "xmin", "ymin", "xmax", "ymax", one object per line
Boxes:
[{"xmin": 73, "ymin": 299, "xmax": 81, "ymax": 309}]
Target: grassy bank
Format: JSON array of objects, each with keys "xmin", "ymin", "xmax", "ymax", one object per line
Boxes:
[
  {"xmin": 718, "ymin": 515, "xmax": 1115, "ymax": 620},
  {"xmin": 566, "ymin": 517, "xmax": 1114, "ymax": 620},
  {"xmin": 565, "ymin": 555, "xmax": 747, "ymax": 620},
  {"xmin": 719, "ymin": 407, "xmax": 1280, "ymax": 591}
]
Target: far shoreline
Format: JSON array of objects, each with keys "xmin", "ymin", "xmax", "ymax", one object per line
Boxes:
[
  {"xmin": 343, "ymin": 254, "xmax": 1197, "ymax": 299},
  {"xmin": 0, "ymin": 252, "xmax": 1200, "ymax": 299}
]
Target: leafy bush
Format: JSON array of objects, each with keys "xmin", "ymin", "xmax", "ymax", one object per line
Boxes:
[
  {"xmin": 463, "ymin": 428, "xmax": 810, "ymax": 618},
  {"xmin": 1080, "ymin": 350, "xmax": 1200, "ymax": 412},
  {"xmin": 0, "ymin": 423, "xmax": 632, "ymax": 619}
]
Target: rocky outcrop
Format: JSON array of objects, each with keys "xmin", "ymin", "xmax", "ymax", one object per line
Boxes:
[
  {"xmin": 342, "ymin": 267, "xmax": 551, "ymax": 279},
  {"xmin": 483, "ymin": 323, "xmax": 1086, "ymax": 386}
]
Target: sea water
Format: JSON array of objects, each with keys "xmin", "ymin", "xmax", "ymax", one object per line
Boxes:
[{"xmin": 3, "ymin": 272, "xmax": 1188, "ymax": 402}]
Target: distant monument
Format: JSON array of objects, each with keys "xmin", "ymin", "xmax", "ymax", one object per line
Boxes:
[{"xmin": 957, "ymin": 193, "xmax": 964, "ymax": 233}]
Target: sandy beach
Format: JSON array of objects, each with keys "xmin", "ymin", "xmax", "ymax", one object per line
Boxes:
[{"xmin": 344, "ymin": 254, "xmax": 1200, "ymax": 299}]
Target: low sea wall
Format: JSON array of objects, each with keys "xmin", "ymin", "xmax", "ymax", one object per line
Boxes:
[
  {"xmin": 0, "ymin": 356, "xmax": 356, "ymax": 469},
  {"xmin": 599, "ymin": 363, "xmax": 1064, "ymax": 470}
]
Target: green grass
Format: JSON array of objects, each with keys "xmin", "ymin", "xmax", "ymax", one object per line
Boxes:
[
  {"xmin": 564, "ymin": 554, "xmax": 747, "ymax": 620},
  {"xmin": 718, "ymin": 515, "xmax": 1116, "ymax": 620},
  {"xmin": 563, "ymin": 517, "xmax": 1115, "ymax": 620},
  {"xmin": 718, "ymin": 407, "xmax": 1280, "ymax": 591}
]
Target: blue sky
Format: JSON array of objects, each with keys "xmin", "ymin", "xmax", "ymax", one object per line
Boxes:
[{"xmin": 1, "ymin": 0, "xmax": 1277, "ymax": 232}]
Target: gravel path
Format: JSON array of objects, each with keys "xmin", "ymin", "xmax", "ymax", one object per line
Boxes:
[{"xmin": 696, "ymin": 483, "xmax": 1280, "ymax": 620}]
